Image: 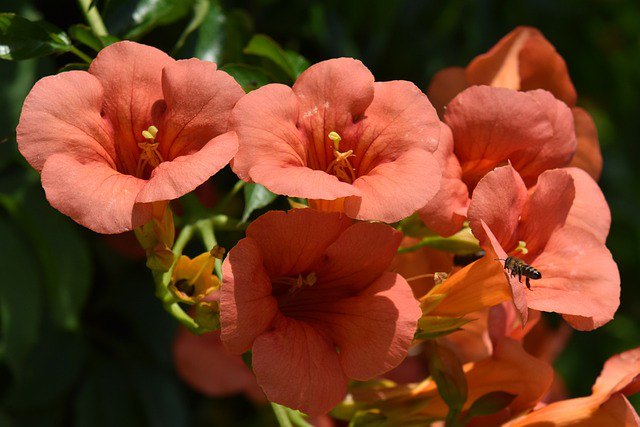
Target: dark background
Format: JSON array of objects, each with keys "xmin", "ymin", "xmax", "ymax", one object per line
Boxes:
[{"xmin": 0, "ymin": 0, "xmax": 638, "ymax": 425}]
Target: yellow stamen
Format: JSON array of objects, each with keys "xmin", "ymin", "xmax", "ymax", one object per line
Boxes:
[
  {"xmin": 513, "ymin": 240, "xmax": 529, "ymax": 255},
  {"xmin": 136, "ymin": 125, "xmax": 164, "ymax": 178},
  {"xmin": 325, "ymin": 131, "xmax": 356, "ymax": 183},
  {"xmin": 274, "ymin": 272, "xmax": 317, "ymax": 293}
]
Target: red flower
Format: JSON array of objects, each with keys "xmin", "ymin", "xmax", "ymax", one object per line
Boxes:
[
  {"xmin": 219, "ymin": 209, "xmax": 421, "ymax": 414},
  {"xmin": 230, "ymin": 58, "xmax": 441, "ymax": 223},
  {"xmin": 17, "ymin": 41, "xmax": 244, "ymax": 233},
  {"xmin": 467, "ymin": 165, "xmax": 619, "ymax": 329}
]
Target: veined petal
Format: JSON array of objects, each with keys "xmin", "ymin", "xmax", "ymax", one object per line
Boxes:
[
  {"xmin": 564, "ymin": 167, "xmax": 610, "ymax": 244},
  {"xmin": 220, "ymin": 238, "xmax": 278, "ymax": 354},
  {"xmin": 324, "ymin": 272, "xmax": 420, "ymax": 380},
  {"xmin": 17, "ymin": 71, "xmax": 116, "ymax": 172},
  {"xmin": 40, "ymin": 154, "xmax": 151, "ymax": 233},
  {"xmin": 346, "ymin": 149, "xmax": 441, "ymax": 223},
  {"xmin": 156, "ymin": 59, "xmax": 244, "ymax": 160},
  {"xmin": 89, "ymin": 41, "xmax": 173, "ymax": 175},
  {"xmin": 136, "ymin": 132, "xmax": 238, "ymax": 203},
  {"xmin": 252, "ymin": 315, "xmax": 348, "ymax": 415},
  {"xmin": 529, "ymin": 226, "xmax": 620, "ymax": 330}
]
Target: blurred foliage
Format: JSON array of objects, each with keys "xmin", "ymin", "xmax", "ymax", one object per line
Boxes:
[{"xmin": 0, "ymin": 0, "xmax": 639, "ymax": 424}]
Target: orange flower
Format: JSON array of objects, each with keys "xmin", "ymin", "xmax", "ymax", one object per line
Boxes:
[
  {"xmin": 505, "ymin": 347, "xmax": 640, "ymax": 426},
  {"xmin": 427, "ymin": 26, "xmax": 602, "ymax": 180}
]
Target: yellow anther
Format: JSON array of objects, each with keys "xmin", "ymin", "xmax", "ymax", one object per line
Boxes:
[
  {"xmin": 136, "ymin": 125, "xmax": 163, "ymax": 178},
  {"xmin": 328, "ymin": 131, "xmax": 342, "ymax": 150},
  {"xmin": 514, "ymin": 240, "xmax": 529, "ymax": 255}
]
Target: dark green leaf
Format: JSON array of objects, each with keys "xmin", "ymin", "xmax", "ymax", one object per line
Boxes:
[
  {"xmin": 0, "ymin": 14, "xmax": 72, "ymax": 61},
  {"xmin": 0, "ymin": 216, "xmax": 42, "ymax": 377},
  {"xmin": 467, "ymin": 391, "xmax": 517, "ymax": 418},
  {"xmin": 241, "ymin": 183, "xmax": 278, "ymax": 223},
  {"xmin": 221, "ymin": 63, "xmax": 273, "ymax": 92},
  {"xmin": 244, "ymin": 34, "xmax": 296, "ymax": 80},
  {"xmin": 173, "ymin": 0, "xmax": 211, "ymax": 52},
  {"xmin": 427, "ymin": 342, "xmax": 467, "ymax": 411},
  {"xmin": 189, "ymin": 0, "xmax": 224, "ymax": 62},
  {"xmin": 4, "ymin": 326, "xmax": 86, "ymax": 409},
  {"xmin": 17, "ymin": 186, "xmax": 92, "ymax": 331},
  {"xmin": 68, "ymin": 24, "xmax": 103, "ymax": 52},
  {"xmin": 349, "ymin": 410, "xmax": 387, "ymax": 427},
  {"xmin": 103, "ymin": 0, "xmax": 194, "ymax": 39}
]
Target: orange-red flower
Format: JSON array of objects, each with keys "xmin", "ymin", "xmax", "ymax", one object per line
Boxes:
[
  {"xmin": 468, "ymin": 165, "xmax": 619, "ymax": 329},
  {"xmin": 230, "ymin": 58, "xmax": 441, "ymax": 223},
  {"xmin": 219, "ymin": 209, "xmax": 421, "ymax": 414},
  {"xmin": 418, "ymin": 86, "xmax": 576, "ymax": 236},
  {"xmin": 427, "ymin": 26, "xmax": 602, "ymax": 180},
  {"xmin": 17, "ymin": 41, "xmax": 244, "ymax": 233}
]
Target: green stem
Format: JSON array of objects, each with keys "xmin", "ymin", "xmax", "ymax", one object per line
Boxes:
[
  {"xmin": 195, "ymin": 219, "xmax": 222, "ymax": 279},
  {"xmin": 77, "ymin": 0, "xmax": 108, "ymax": 36},
  {"xmin": 397, "ymin": 236, "xmax": 439, "ymax": 253},
  {"xmin": 69, "ymin": 45, "xmax": 93, "ymax": 64},
  {"xmin": 271, "ymin": 403, "xmax": 293, "ymax": 427}
]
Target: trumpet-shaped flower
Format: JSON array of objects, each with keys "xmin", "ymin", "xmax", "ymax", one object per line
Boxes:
[
  {"xmin": 427, "ymin": 26, "xmax": 602, "ymax": 180},
  {"xmin": 467, "ymin": 165, "xmax": 619, "ymax": 329},
  {"xmin": 419, "ymin": 86, "xmax": 576, "ymax": 236},
  {"xmin": 17, "ymin": 41, "xmax": 244, "ymax": 233},
  {"xmin": 230, "ymin": 58, "xmax": 441, "ymax": 223},
  {"xmin": 220, "ymin": 209, "xmax": 421, "ymax": 414}
]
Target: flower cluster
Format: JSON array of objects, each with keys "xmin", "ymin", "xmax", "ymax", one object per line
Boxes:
[{"xmin": 17, "ymin": 27, "xmax": 635, "ymax": 426}]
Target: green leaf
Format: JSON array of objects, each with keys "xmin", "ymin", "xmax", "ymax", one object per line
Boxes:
[
  {"xmin": 241, "ymin": 183, "xmax": 278, "ymax": 223},
  {"xmin": 0, "ymin": 216, "xmax": 42, "ymax": 377},
  {"xmin": 16, "ymin": 186, "xmax": 92, "ymax": 331},
  {"xmin": 173, "ymin": 0, "xmax": 210, "ymax": 52},
  {"xmin": 415, "ymin": 316, "xmax": 474, "ymax": 340},
  {"xmin": 427, "ymin": 342, "xmax": 467, "ymax": 412},
  {"xmin": 0, "ymin": 14, "xmax": 72, "ymax": 61},
  {"xmin": 285, "ymin": 50, "xmax": 310, "ymax": 78},
  {"xmin": 467, "ymin": 391, "xmax": 517, "ymax": 418},
  {"xmin": 67, "ymin": 23, "xmax": 115, "ymax": 53},
  {"xmin": 103, "ymin": 0, "xmax": 194, "ymax": 39},
  {"xmin": 244, "ymin": 34, "xmax": 306, "ymax": 81},
  {"xmin": 221, "ymin": 63, "xmax": 273, "ymax": 92},
  {"xmin": 349, "ymin": 411, "xmax": 387, "ymax": 427}
]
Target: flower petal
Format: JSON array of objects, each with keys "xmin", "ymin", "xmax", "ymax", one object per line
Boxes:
[
  {"xmin": 446, "ymin": 86, "xmax": 574, "ymax": 188},
  {"xmin": 231, "ymin": 83, "xmax": 357, "ymax": 199},
  {"xmin": 40, "ymin": 154, "xmax": 151, "ymax": 233},
  {"xmin": 155, "ymin": 59, "xmax": 244, "ymax": 160},
  {"xmin": 418, "ymin": 122, "xmax": 469, "ymax": 236},
  {"xmin": 346, "ymin": 148, "xmax": 441, "ymax": 223},
  {"xmin": 468, "ymin": 165, "xmax": 528, "ymax": 250},
  {"xmin": 293, "ymin": 58, "xmax": 375, "ymax": 171},
  {"xmin": 314, "ymin": 222, "xmax": 402, "ymax": 292},
  {"xmin": 592, "ymin": 347, "xmax": 640, "ymax": 397},
  {"xmin": 220, "ymin": 237, "xmax": 278, "ymax": 354},
  {"xmin": 173, "ymin": 328, "xmax": 258, "ymax": 397},
  {"xmin": 17, "ymin": 71, "xmax": 116, "ymax": 172},
  {"xmin": 89, "ymin": 41, "xmax": 174, "ymax": 175},
  {"xmin": 323, "ymin": 272, "xmax": 420, "ymax": 380},
  {"xmin": 528, "ymin": 226, "xmax": 620, "ymax": 330},
  {"xmin": 136, "ymin": 132, "xmax": 238, "ymax": 203},
  {"xmin": 564, "ymin": 167, "xmax": 610, "ymax": 244},
  {"xmin": 246, "ymin": 209, "xmax": 352, "ymax": 278},
  {"xmin": 519, "ymin": 168, "xmax": 575, "ymax": 256},
  {"xmin": 252, "ymin": 315, "xmax": 348, "ymax": 415},
  {"xmin": 570, "ymin": 107, "xmax": 603, "ymax": 180},
  {"xmin": 426, "ymin": 66, "xmax": 469, "ymax": 118}
]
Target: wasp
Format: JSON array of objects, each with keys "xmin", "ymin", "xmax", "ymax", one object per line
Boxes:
[{"xmin": 495, "ymin": 256, "xmax": 541, "ymax": 290}]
